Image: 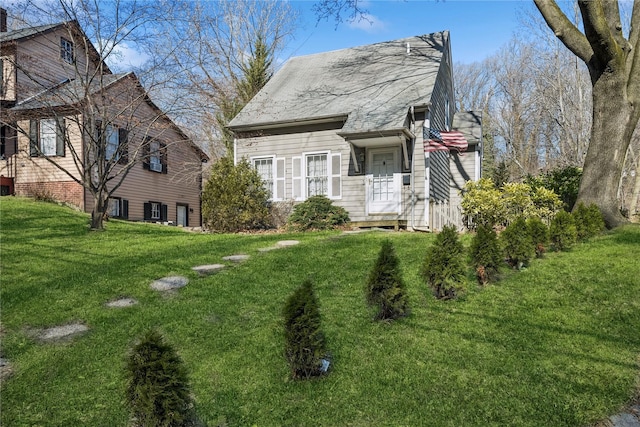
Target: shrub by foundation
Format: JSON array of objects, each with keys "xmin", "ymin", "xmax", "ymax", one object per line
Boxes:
[
  {"xmin": 365, "ymin": 240, "xmax": 409, "ymax": 320},
  {"xmin": 287, "ymin": 195, "xmax": 349, "ymax": 231}
]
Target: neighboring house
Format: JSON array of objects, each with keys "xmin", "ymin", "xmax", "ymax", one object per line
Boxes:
[
  {"xmin": 229, "ymin": 31, "xmax": 481, "ymax": 230},
  {"xmin": 0, "ymin": 9, "xmax": 207, "ymax": 226}
]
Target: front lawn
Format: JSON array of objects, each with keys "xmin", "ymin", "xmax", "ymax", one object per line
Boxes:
[{"xmin": 1, "ymin": 197, "xmax": 639, "ymax": 426}]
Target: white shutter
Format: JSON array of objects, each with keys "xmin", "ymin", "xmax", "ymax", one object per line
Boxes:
[
  {"xmin": 292, "ymin": 156, "xmax": 302, "ymax": 200},
  {"xmin": 330, "ymin": 152, "xmax": 341, "ymax": 199},
  {"xmin": 275, "ymin": 157, "xmax": 285, "ymax": 201}
]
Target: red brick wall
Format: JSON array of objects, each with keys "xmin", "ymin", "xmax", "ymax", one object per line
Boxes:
[{"xmin": 15, "ymin": 180, "xmax": 84, "ymax": 209}]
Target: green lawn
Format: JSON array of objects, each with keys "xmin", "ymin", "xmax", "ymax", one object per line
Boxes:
[{"xmin": 1, "ymin": 197, "xmax": 639, "ymax": 426}]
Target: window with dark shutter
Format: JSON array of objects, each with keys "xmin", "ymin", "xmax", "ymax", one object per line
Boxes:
[
  {"xmin": 142, "ymin": 137, "xmax": 151, "ymax": 170},
  {"xmin": 118, "ymin": 128, "xmax": 128, "ymax": 164},
  {"xmin": 161, "ymin": 204, "xmax": 168, "ymax": 221},
  {"xmin": 160, "ymin": 142, "xmax": 168, "ymax": 174},
  {"xmin": 121, "ymin": 199, "xmax": 129, "ymax": 219},
  {"xmin": 55, "ymin": 117, "xmax": 65, "ymax": 157},
  {"xmin": 29, "ymin": 119, "xmax": 39, "ymax": 157},
  {"xmin": 143, "ymin": 202, "xmax": 151, "ymax": 220}
]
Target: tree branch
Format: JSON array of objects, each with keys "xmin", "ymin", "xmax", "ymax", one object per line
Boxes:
[
  {"xmin": 533, "ymin": 0, "xmax": 593, "ymax": 64},
  {"xmin": 578, "ymin": 0, "xmax": 623, "ymax": 67},
  {"xmin": 627, "ymin": 0, "xmax": 640, "ymax": 108}
]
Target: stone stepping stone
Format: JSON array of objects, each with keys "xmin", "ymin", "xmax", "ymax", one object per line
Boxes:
[
  {"xmin": 0, "ymin": 358, "xmax": 13, "ymax": 381},
  {"xmin": 222, "ymin": 254, "xmax": 250, "ymax": 263},
  {"xmin": 192, "ymin": 264, "xmax": 226, "ymax": 276},
  {"xmin": 276, "ymin": 240, "xmax": 299, "ymax": 247},
  {"xmin": 105, "ymin": 297, "xmax": 138, "ymax": 308},
  {"xmin": 39, "ymin": 323, "xmax": 88, "ymax": 341},
  {"xmin": 150, "ymin": 276, "xmax": 189, "ymax": 291}
]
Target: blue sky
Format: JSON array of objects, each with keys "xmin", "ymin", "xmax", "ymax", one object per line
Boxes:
[{"xmin": 283, "ymin": 0, "xmax": 530, "ymax": 64}]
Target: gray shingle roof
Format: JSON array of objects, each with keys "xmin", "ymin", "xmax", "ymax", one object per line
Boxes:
[
  {"xmin": 0, "ymin": 22, "xmax": 66, "ymax": 43},
  {"xmin": 229, "ymin": 31, "xmax": 449, "ymax": 135},
  {"xmin": 10, "ymin": 73, "xmax": 131, "ymax": 111}
]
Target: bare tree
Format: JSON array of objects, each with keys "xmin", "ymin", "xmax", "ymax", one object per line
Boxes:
[
  {"xmin": 2, "ymin": 0, "xmax": 200, "ymax": 230},
  {"xmin": 158, "ymin": 0, "xmax": 298, "ymax": 160},
  {"xmin": 533, "ymin": 0, "xmax": 640, "ymax": 227}
]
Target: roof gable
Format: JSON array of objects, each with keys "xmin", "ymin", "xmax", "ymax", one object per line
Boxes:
[{"xmin": 229, "ymin": 31, "xmax": 450, "ymax": 134}]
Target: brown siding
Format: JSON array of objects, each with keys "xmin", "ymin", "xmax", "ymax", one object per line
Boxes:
[{"xmin": 13, "ymin": 26, "xmax": 96, "ymax": 103}]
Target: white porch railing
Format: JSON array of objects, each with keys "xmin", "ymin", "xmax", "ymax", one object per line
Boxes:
[{"xmin": 429, "ymin": 200, "xmax": 464, "ymax": 231}]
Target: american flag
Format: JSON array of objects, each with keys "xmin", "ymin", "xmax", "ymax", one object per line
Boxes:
[{"xmin": 423, "ymin": 127, "xmax": 468, "ymax": 153}]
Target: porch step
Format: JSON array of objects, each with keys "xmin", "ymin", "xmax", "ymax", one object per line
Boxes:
[{"xmin": 349, "ymin": 220, "xmax": 407, "ymax": 231}]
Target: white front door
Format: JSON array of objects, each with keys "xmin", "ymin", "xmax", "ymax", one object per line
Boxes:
[
  {"xmin": 177, "ymin": 205, "xmax": 188, "ymax": 227},
  {"xmin": 367, "ymin": 149, "xmax": 400, "ymax": 214}
]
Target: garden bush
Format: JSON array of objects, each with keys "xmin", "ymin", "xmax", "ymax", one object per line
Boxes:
[
  {"xmin": 201, "ymin": 157, "xmax": 271, "ymax": 232},
  {"xmin": 126, "ymin": 329, "xmax": 195, "ymax": 427},
  {"xmin": 287, "ymin": 195, "xmax": 349, "ymax": 231},
  {"xmin": 422, "ymin": 225, "xmax": 466, "ymax": 299},
  {"xmin": 283, "ymin": 280, "xmax": 329, "ymax": 379},
  {"xmin": 501, "ymin": 217, "xmax": 534, "ymax": 270},
  {"xmin": 527, "ymin": 217, "xmax": 550, "ymax": 258},
  {"xmin": 461, "ymin": 178, "xmax": 561, "ymax": 229},
  {"xmin": 365, "ymin": 240, "xmax": 409, "ymax": 320},
  {"xmin": 469, "ymin": 224, "xmax": 502, "ymax": 285},
  {"xmin": 572, "ymin": 202, "xmax": 605, "ymax": 241},
  {"xmin": 550, "ymin": 210, "xmax": 577, "ymax": 251},
  {"xmin": 461, "ymin": 178, "xmax": 505, "ymax": 227}
]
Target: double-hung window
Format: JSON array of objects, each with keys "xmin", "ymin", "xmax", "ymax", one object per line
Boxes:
[
  {"xmin": 108, "ymin": 197, "xmax": 120, "ymax": 217},
  {"xmin": 292, "ymin": 151, "xmax": 341, "ymax": 200},
  {"xmin": 151, "ymin": 202, "xmax": 161, "ymax": 220},
  {"xmin": 252, "ymin": 156, "xmax": 284, "ymax": 200},
  {"xmin": 60, "ymin": 37, "xmax": 74, "ymax": 64},
  {"xmin": 29, "ymin": 118, "xmax": 65, "ymax": 157},
  {"xmin": 306, "ymin": 153, "xmax": 328, "ymax": 197},
  {"xmin": 253, "ymin": 157, "xmax": 274, "ymax": 197},
  {"xmin": 149, "ymin": 140, "xmax": 163, "ymax": 172},
  {"xmin": 39, "ymin": 119, "xmax": 57, "ymax": 156},
  {"xmin": 105, "ymin": 124, "xmax": 119, "ymax": 161}
]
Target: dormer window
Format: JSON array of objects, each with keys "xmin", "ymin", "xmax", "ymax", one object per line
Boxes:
[{"xmin": 60, "ymin": 37, "xmax": 74, "ymax": 64}]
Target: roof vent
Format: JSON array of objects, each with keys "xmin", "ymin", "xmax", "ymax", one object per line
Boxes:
[{"xmin": 406, "ymin": 42, "xmax": 411, "ymax": 55}]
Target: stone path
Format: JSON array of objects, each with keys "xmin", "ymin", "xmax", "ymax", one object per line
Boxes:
[
  {"xmin": 150, "ymin": 276, "xmax": 189, "ymax": 291},
  {"xmin": 606, "ymin": 405, "xmax": 640, "ymax": 427}
]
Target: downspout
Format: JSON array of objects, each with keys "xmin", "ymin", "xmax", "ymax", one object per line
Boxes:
[{"xmin": 409, "ymin": 106, "xmax": 430, "ymax": 232}]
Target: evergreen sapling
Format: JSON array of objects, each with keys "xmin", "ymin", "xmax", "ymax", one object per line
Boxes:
[{"xmin": 365, "ymin": 240, "xmax": 409, "ymax": 320}]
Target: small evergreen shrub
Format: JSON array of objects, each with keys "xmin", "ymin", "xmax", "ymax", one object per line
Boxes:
[
  {"xmin": 365, "ymin": 240, "xmax": 409, "ymax": 320},
  {"xmin": 469, "ymin": 224, "xmax": 502, "ymax": 285},
  {"xmin": 126, "ymin": 329, "xmax": 195, "ymax": 427},
  {"xmin": 550, "ymin": 210, "xmax": 577, "ymax": 251},
  {"xmin": 283, "ymin": 280, "xmax": 329, "ymax": 379},
  {"xmin": 201, "ymin": 157, "xmax": 271, "ymax": 232},
  {"xmin": 422, "ymin": 225, "xmax": 466, "ymax": 299},
  {"xmin": 572, "ymin": 202, "xmax": 605, "ymax": 241},
  {"xmin": 527, "ymin": 217, "xmax": 549, "ymax": 258},
  {"xmin": 287, "ymin": 195, "xmax": 349, "ymax": 231},
  {"xmin": 501, "ymin": 217, "xmax": 534, "ymax": 269}
]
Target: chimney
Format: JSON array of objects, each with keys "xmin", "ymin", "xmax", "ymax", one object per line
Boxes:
[{"xmin": 1, "ymin": 8, "xmax": 7, "ymax": 33}]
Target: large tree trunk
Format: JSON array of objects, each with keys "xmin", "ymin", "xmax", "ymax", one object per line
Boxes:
[
  {"xmin": 90, "ymin": 194, "xmax": 106, "ymax": 230},
  {"xmin": 578, "ymin": 67, "xmax": 633, "ymax": 227}
]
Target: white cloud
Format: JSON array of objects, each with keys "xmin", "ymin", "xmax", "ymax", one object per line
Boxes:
[
  {"xmin": 347, "ymin": 13, "xmax": 386, "ymax": 33},
  {"xmin": 103, "ymin": 41, "xmax": 150, "ymax": 72}
]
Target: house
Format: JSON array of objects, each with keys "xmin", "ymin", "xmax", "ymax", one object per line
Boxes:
[
  {"xmin": 228, "ymin": 31, "xmax": 481, "ymax": 230},
  {"xmin": 0, "ymin": 9, "xmax": 207, "ymax": 226}
]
